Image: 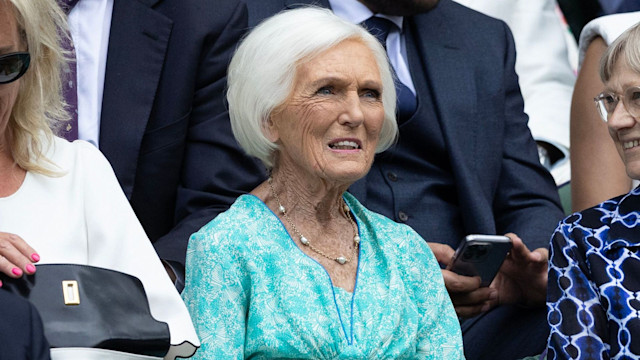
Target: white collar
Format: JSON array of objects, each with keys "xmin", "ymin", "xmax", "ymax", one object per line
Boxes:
[{"xmin": 328, "ymin": 0, "xmax": 404, "ymax": 30}]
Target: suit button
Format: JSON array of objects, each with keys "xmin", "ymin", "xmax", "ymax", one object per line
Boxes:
[
  {"xmin": 398, "ymin": 211, "xmax": 408, "ymax": 222},
  {"xmin": 387, "ymin": 172, "xmax": 398, "ymax": 181}
]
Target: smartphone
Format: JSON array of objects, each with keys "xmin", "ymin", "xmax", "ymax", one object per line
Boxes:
[{"xmin": 446, "ymin": 234, "xmax": 512, "ymax": 287}]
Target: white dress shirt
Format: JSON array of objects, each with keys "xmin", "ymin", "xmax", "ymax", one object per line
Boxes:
[
  {"xmin": 67, "ymin": 0, "xmax": 113, "ymax": 147},
  {"xmin": 328, "ymin": 0, "xmax": 415, "ymax": 95}
]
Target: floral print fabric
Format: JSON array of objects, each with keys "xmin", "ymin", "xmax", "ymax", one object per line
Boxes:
[{"xmin": 182, "ymin": 193, "xmax": 463, "ymax": 359}]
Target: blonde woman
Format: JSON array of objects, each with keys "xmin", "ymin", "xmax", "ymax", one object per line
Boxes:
[{"xmin": 0, "ymin": 0, "xmax": 198, "ymax": 358}]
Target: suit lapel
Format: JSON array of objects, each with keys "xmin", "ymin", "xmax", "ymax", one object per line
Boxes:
[
  {"xmin": 407, "ymin": 5, "xmax": 494, "ymax": 232},
  {"xmin": 100, "ymin": 0, "xmax": 172, "ymax": 198},
  {"xmin": 407, "ymin": 8, "xmax": 478, "ymax": 166}
]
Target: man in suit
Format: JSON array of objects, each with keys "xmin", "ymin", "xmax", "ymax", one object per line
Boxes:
[
  {"xmin": 244, "ymin": 0, "xmax": 565, "ymax": 358},
  {"xmin": 64, "ymin": 0, "xmax": 264, "ymax": 287},
  {"xmin": 0, "ymin": 290, "xmax": 50, "ymax": 360}
]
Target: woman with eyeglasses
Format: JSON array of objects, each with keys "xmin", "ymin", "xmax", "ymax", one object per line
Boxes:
[
  {"xmin": 570, "ymin": 13, "xmax": 640, "ymax": 213},
  {"xmin": 0, "ymin": 0, "xmax": 198, "ymax": 358},
  {"xmin": 546, "ymin": 22, "xmax": 640, "ymax": 360}
]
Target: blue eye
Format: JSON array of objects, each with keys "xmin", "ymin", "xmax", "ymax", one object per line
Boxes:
[
  {"xmin": 316, "ymin": 86, "xmax": 333, "ymax": 95},
  {"xmin": 362, "ymin": 89, "xmax": 381, "ymax": 99}
]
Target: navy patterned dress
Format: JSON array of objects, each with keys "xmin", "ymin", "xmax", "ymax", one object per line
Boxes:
[{"xmin": 547, "ymin": 187, "xmax": 640, "ymax": 359}]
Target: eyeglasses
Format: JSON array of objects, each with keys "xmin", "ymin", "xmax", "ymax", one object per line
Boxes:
[
  {"xmin": 594, "ymin": 86, "xmax": 640, "ymax": 122},
  {"xmin": 0, "ymin": 52, "xmax": 30, "ymax": 84}
]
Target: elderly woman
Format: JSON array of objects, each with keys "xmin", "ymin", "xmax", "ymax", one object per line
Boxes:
[
  {"xmin": 570, "ymin": 12, "xmax": 640, "ymax": 212},
  {"xmin": 0, "ymin": 0, "xmax": 198, "ymax": 358},
  {"xmin": 547, "ymin": 22, "xmax": 640, "ymax": 359},
  {"xmin": 181, "ymin": 7, "xmax": 463, "ymax": 359}
]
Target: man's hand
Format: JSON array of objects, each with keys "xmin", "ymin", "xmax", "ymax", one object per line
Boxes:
[
  {"xmin": 429, "ymin": 242, "xmax": 498, "ymax": 318},
  {"xmin": 0, "ymin": 232, "xmax": 39, "ymax": 283},
  {"xmin": 489, "ymin": 233, "xmax": 548, "ymax": 308}
]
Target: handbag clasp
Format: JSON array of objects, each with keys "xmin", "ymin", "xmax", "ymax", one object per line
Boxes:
[{"xmin": 62, "ymin": 280, "xmax": 80, "ymax": 305}]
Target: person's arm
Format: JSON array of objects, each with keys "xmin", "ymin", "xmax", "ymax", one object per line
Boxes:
[
  {"xmin": 570, "ymin": 36, "xmax": 631, "ymax": 212},
  {"xmin": 492, "ymin": 21, "xmax": 565, "ymax": 250},
  {"xmin": 151, "ymin": 0, "xmax": 265, "ymax": 286},
  {"xmin": 427, "ymin": 24, "xmax": 562, "ymax": 313},
  {"xmin": 547, "ymin": 225, "xmax": 609, "ymax": 360},
  {"xmin": 181, "ymin": 230, "xmax": 247, "ymax": 360},
  {"xmin": 485, "ymin": 22, "xmax": 564, "ymax": 310}
]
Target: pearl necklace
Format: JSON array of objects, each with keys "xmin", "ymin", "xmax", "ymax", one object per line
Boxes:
[{"xmin": 268, "ymin": 177, "xmax": 360, "ymax": 265}]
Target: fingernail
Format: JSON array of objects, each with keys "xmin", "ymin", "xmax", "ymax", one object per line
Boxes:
[
  {"xmin": 31, "ymin": 253, "xmax": 40, "ymax": 262},
  {"xmin": 26, "ymin": 264, "xmax": 36, "ymax": 274},
  {"xmin": 489, "ymin": 290, "xmax": 498, "ymax": 300},
  {"xmin": 11, "ymin": 268, "xmax": 22, "ymax": 276},
  {"xmin": 0, "ymin": 280, "xmax": 3, "ymax": 287},
  {"xmin": 481, "ymin": 303, "xmax": 491, "ymax": 312}
]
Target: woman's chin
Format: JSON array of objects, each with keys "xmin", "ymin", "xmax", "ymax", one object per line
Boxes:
[{"xmin": 625, "ymin": 162, "xmax": 640, "ymax": 181}]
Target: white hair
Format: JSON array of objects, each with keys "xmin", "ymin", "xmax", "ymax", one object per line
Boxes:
[{"xmin": 227, "ymin": 7, "xmax": 398, "ymax": 168}]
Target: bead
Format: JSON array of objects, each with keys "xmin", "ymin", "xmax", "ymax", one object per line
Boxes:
[
  {"xmin": 336, "ymin": 257, "xmax": 347, "ymax": 265},
  {"xmin": 300, "ymin": 236, "xmax": 309, "ymax": 245},
  {"xmin": 354, "ymin": 235, "xmax": 360, "ymax": 244},
  {"xmin": 279, "ymin": 205, "xmax": 286, "ymax": 214}
]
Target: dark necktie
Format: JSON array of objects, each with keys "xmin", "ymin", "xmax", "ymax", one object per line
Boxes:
[
  {"xmin": 362, "ymin": 16, "xmax": 417, "ymax": 123},
  {"xmin": 58, "ymin": 0, "xmax": 80, "ymax": 141}
]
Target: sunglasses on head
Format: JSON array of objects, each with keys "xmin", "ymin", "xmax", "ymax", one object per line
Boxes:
[{"xmin": 0, "ymin": 52, "xmax": 30, "ymax": 84}]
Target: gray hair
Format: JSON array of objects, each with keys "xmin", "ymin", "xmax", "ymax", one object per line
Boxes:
[
  {"xmin": 600, "ymin": 22, "xmax": 640, "ymax": 82},
  {"xmin": 227, "ymin": 7, "xmax": 398, "ymax": 169}
]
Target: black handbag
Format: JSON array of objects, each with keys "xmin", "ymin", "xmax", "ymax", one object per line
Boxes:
[{"xmin": 0, "ymin": 264, "xmax": 170, "ymax": 357}]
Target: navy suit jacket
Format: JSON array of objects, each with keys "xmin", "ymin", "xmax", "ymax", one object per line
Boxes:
[
  {"xmin": 0, "ymin": 291, "xmax": 50, "ymax": 360},
  {"xmin": 99, "ymin": 0, "xmax": 264, "ymax": 276},
  {"xmin": 245, "ymin": 0, "xmax": 564, "ymax": 251}
]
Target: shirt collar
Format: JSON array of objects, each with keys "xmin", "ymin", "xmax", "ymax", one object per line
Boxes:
[{"xmin": 328, "ymin": 0, "xmax": 404, "ymax": 30}]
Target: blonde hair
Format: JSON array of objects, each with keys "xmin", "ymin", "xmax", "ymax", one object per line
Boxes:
[
  {"xmin": 6, "ymin": 0, "xmax": 69, "ymax": 175},
  {"xmin": 227, "ymin": 7, "xmax": 398, "ymax": 169},
  {"xmin": 600, "ymin": 22, "xmax": 640, "ymax": 82}
]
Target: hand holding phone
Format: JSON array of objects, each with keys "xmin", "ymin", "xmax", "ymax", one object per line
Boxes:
[{"xmin": 445, "ymin": 234, "xmax": 512, "ymax": 287}]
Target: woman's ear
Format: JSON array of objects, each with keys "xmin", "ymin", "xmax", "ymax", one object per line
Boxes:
[{"xmin": 263, "ymin": 114, "xmax": 280, "ymax": 142}]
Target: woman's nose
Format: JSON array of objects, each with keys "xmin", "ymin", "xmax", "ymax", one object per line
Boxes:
[
  {"xmin": 608, "ymin": 101, "xmax": 637, "ymax": 130},
  {"xmin": 337, "ymin": 92, "xmax": 365, "ymax": 127}
]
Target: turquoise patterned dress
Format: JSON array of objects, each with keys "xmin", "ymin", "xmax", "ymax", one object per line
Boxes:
[{"xmin": 182, "ymin": 193, "xmax": 463, "ymax": 359}]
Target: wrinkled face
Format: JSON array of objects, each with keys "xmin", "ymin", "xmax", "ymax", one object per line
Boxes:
[
  {"xmin": 605, "ymin": 57, "xmax": 640, "ymax": 179},
  {"xmin": 0, "ymin": 1, "xmax": 22, "ymax": 144},
  {"xmin": 358, "ymin": 0, "xmax": 439, "ymax": 16},
  {"xmin": 268, "ymin": 39, "xmax": 385, "ymax": 185}
]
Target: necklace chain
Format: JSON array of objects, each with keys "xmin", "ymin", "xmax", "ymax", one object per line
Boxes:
[{"xmin": 268, "ymin": 177, "xmax": 360, "ymax": 265}]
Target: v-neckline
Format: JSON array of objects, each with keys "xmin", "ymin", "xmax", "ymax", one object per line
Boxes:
[{"xmin": 243, "ymin": 193, "xmax": 362, "ymax": 345}]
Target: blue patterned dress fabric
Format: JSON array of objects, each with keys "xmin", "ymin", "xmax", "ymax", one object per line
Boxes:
[
  {"xmin": 182, "ymin": 193, "xmax": 464, "ymax": 359},
  {"xmin": 547, "ymin": 186, "xmax": 640, "ymax": 359}
]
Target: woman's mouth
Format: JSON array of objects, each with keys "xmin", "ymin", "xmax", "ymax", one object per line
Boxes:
[
  {"xmin": 329, "ymin": 140, "xmax": 360, "ymax": 150},
  {"xmin": 623, "ymin": 140, "xmax": 640, "ymax": 150}
]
